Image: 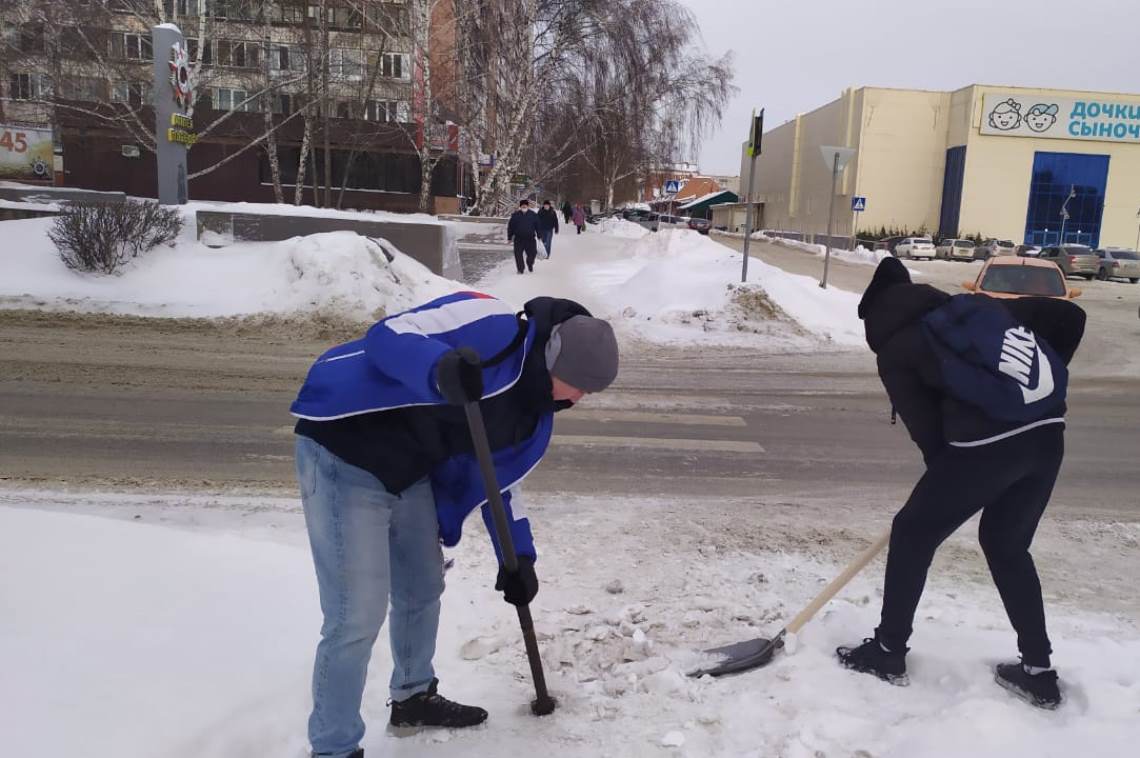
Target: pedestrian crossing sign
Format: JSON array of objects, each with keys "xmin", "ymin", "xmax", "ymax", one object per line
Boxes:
[{"xmin": 851, "ymin": 196, "xmax": 867, "ymax": 212}]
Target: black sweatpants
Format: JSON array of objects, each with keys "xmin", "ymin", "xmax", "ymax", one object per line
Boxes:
[
  {"xmin": 513, "ymin": 238, "xmax": 537, "ymax": 273},
  {"xmin": 877, "ymin": 423, "xmax": 1064, "ymax": 667}
]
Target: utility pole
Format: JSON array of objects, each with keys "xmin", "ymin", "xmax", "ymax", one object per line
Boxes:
[{"xmin": 741, "ymin": 109, "xmax": 763, "ymax": 283}]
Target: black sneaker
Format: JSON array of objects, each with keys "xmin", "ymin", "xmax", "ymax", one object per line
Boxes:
[
  {"xmin": 837, "ymin": 636, "xmax": 909, "ymax": 685},
  {"xmin": 995, "ymin": 662, "xmax": 1062, "ymax": 710},
  {"xmin": 389, "ymin": 679, "xmax": 488, "ymax": 730}
]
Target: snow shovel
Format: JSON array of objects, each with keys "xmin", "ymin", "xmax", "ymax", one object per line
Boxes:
[
  {"xmin": 689, "ymin": 528, "xmax": 891, "ymax": 678},
  {"xmin": 463, "ymin": 399, "xmax": 557, "ymax": 716}
]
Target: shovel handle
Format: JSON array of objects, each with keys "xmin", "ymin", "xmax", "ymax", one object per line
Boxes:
[{"xmin": 785, "ymin": 528, "xmax": 891, "ymax": 635}]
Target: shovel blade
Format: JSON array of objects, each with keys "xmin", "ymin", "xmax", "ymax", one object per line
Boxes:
[{"xmin": 688, "ymin": 634, "xmax": 784, "ymax": 678}]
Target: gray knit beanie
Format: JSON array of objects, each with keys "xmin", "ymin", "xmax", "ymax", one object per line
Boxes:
[{"xmin": 544, "ymin": 316, "xmax": 619, "ymax": 392}]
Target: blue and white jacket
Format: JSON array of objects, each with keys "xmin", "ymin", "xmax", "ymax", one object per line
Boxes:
[{"xmin": 291, "ymin": 291, "xmax": 591, "ymax": 562}]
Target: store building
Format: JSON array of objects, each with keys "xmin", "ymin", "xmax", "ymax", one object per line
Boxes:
[{"xmin": 740, "ymin": 85, "xmax": 1140, "ymax": 248}]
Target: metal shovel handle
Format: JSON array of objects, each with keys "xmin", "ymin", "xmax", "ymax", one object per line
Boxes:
[{"xmin": 462, "ymin": 400, "xmax": 556, "ymax": 716}]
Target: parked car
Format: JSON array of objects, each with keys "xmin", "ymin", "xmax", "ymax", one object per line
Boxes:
[
  {"xmin": 687, "ymin": 217, "xmax": 711, "ymax": 234},
  {"xmin": 961, "ymin": 257, "xmax": 1082, "ymax": 300},
  {"xmin": 623, "ymin": 209, "xmax": 659, "ymax": 232},
  {"xmin": 1016, "ymin": 244, "xmax": 1042, "ymax": 257},
  {"xmin": 656, "ymin": 214, "xmax": 687, "ymax": 229},
  {"xmin": 936, "ymin": 238, "xmax": 977, "ymax": 261},
  {"xmin": 976, "ymin": 239, "xmax": 1017, "ymax": 259},
  {"xmin": 1094, "ymin": 248, "xmax": 1140, "ymax": 283},
  {"xmin": 895, "ymin": 237, "xmax": 937, "ymax": 260},
  {"xmin": 1037, "ymin": 244, "xmax": 1099, "ymax": 279}
]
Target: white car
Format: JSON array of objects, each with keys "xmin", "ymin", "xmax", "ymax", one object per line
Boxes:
[
  {"xmin": 896, "ymin": 237, "xmax": 937, "ymax": 260},
  {"xmin": 936, "ymin": 238, "xmax": 976, "ymax": 261}
]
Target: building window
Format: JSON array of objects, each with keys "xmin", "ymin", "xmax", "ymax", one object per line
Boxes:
[
  {"xmin": 1023, "ymin": 152, "xmax": 1111, "ymax": 247},
  {"xmin": 270, "ymin": 93, "xmax": 293, "ymax": 114},
  {"xmin": 8, "ymin": 73, "xmax": 51, "ymax": 100},
  {"xmin": 938, "ymin": 146, "xmax": 966, "ymax": 238},
  {"xmin": 215, "ymin": 40, "xmax": 260, "ymax": 69},
  {"xmin": 111, "ymin": 32, "xmax": 153, "ymax": 61},
  {"xmin": 381, "ymin": 53, "xmax": 409, "ymax": 80},
  {"xmin": 212, "ymin": 87, "xmax": 256, "ymax": 112},
  {"xmin": 365, "ymin": 99, "xmax": 406, "ymax": 123},
  {"xmin": 331, "ymin": 48, "xmax": 362, "ymax": 80},
  {"xmin": 269, "ymin": 45, "xmax": 294, "ymax": 72},
  {"xmin": 111, "ymin": 81, "xmax": 150, "ymax": 107},
  {"xmin": 60, "ymin": 77, "xmax": 103, "ymax": 102},
  {"xmin": 18, "ymin": 23, "xmax": 46, "ymax": 53}
]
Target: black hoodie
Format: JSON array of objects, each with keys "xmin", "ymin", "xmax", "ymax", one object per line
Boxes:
[
  {"xmin": 859, "ymin": 260, "xmax": 1085, "ymax": 464},
  {"xmin": 295, "ymin": 297, "xmax": 590, "ymax": 494}
]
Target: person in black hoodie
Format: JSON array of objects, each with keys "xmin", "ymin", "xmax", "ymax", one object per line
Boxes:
[
  {"xmin": 507, "ymin": 199, "xmax": 540, "ymax": 274},
  {"xmin": 837, "ymin": 257, "xmax": 1085, "ymax": 710},
  {"xmin": 536, "ymin": 199, "xmax": 560, "ymax": 259}
]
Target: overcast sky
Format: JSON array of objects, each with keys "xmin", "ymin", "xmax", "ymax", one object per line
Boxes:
[{"xmin": 677, "ymin": 0, "xmax": 1139, "ymax": 175}]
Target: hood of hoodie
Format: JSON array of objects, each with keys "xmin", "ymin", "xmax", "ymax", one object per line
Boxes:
[{"xmin": 862, "ymin": 283, "xmax": 950, "ymax": 354}]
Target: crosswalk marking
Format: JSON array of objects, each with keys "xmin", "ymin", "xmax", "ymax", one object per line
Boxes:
[
  {"xmin": 566, "ymin": 409, "xmax": 746, "ymax": 427},
  {"xmin": 551, "ymin": 435, "xmax": 763, "ymax": 453}
]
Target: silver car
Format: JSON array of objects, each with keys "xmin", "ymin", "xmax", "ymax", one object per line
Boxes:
[
  {"xmin": 1038, "ymin": 245, "xmax": 1100, "ymax": 280},
  {"xmin": 1094, "ymin": 248, "xmax": 1140, "ymax": 283},
  {"xmin": 936, "ymin": 238, "xmax": 977, "ymax": 261},
  {"xmin": 977, "ymin": 239, "xmax": 1017, "ymax": 258}
]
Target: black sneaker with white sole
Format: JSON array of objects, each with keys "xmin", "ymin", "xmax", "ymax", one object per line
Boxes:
[
  {"xmin": 836, "ymin": 636, "xmax": 909, "ymax": 685},
  {"xmin": 389, "ymin": 679, "xmax": 488, "ymax": 730},
  {"xmin": 995, "ymin": 662, "xmax": 1062, "ymax": 710}
]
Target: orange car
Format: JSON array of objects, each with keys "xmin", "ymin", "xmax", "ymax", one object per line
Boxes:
[{"xmin": 961, "ymin": 256, "xmax": 1082, "ymax": 300}]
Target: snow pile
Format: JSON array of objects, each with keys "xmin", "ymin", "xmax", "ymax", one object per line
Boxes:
[
  {"xmin": 591, "ymin": 216, "xmax": 650, "ymax": 239},
  {"xmin": 3, "ymin": 496, "xmax": 1137, "ymax": 758},
  {"xmin": 0, "ymin": 218, "xmax": 459, "ymax": 321},
  {"xmin": 484, "ymin": 227, "xmax": 863, "ymax": 348}
]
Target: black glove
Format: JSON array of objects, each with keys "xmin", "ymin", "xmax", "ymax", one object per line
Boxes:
[
  {"xmin": 495, "ymin": 556, "xmax": 539, "ymax": 606},
  {"xmin": 436, "ymin": 347, "xmax": 483, "ymax": 405}
]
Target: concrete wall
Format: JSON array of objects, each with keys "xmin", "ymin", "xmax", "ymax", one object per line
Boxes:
[
  {"xmin": 196, "ymin": 211, "xmax": 461, "ymax": 279},
  {"xmin": 855, "ymin": 88, "xmax": 953, "ymax": 234}
]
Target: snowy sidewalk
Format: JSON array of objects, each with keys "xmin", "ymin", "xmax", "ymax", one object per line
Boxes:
[{"xmin": 3, "ymin": 495, "xmax": 1137, "ymax": 758}]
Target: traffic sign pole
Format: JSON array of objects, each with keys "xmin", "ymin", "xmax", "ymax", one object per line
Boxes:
[
  {"xmin": 741, "ymin": 109, "xmax": 763, "ymax": 283},
  {"xmin": 818, "ymin": 147, "xmax": 855, "ymax": 290}
]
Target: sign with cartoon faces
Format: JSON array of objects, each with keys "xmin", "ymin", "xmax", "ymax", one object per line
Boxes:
[{"xmin": 981, "ymin": 93, "xmax": 1140, "ymax": 143}]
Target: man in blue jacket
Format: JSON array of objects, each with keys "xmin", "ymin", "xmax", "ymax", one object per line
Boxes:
[
  {"xmin": 507, "ymin": 198, "xmax": 540, "ymax": 274},
  {"xmin": 291, "ymin": 291, "xmax": 619, "ymax": 758},
  {"xmin": 837, "ymin": 257, "xmax": 1085, "ymax": 710}
]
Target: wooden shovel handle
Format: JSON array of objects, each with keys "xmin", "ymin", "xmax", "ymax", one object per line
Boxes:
[{"xmin": 785, "ymin": 528, "xmax": 891, "ymax": 635}]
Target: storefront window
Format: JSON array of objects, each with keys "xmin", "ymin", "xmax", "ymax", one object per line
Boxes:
[{"xmin": 1023, "ymin": 152, "xmax": 1109, "ymax": 247}]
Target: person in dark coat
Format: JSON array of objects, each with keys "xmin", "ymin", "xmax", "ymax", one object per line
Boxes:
[
  {"xmin": 536, "ymin": 200, "xmax": 560, "ymax": 259},
  {"xmin": 291, "ymin": 292, "xmax": 620, "ymax": 756},
  {"xmin": 562, "ymin": 200, "xmax": 573, "ymax": 224},
  {"xmin": 837, "ymin": 257, "xmax": 1085, "ymax": 710},
  {"xmin": 507, "ymin": 199, "xmax": 540, "ymax": 274}
]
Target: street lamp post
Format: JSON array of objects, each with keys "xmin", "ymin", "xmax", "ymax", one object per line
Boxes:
[
  {"xmin": 1058, "ymin": 185, "xmax": 1076, "ymax": 245},
  {"xmin": 1134, "ymin": 207, "xmax": 1140, "ymax": 251}
]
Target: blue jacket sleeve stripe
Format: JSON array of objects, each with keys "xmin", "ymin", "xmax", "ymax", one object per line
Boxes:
[{"xmin": 480, "ymin": 491, "xmax": 537, "ymax": 564}]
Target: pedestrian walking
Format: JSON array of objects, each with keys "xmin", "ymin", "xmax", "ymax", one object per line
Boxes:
[
  {"xmin": 836, "ymin": 257, "xmax": 1086, "ymax": 710},
  {"xmin": 536, "ymin": 199, "xmax": 560, "ymax": 259},
  {"xmin": 507, "ymin": 199, "xmax": 540, "ymax": 273},
  {"xmin": 291, "ymin": 292, "xmax": 620, "ymax": 758},
  {"xmin": 572, "ymin": 203, "xmax": 586, "ymax": 234},
  {"xmin": 561, "ymin": 200, "xmax": 573, "ymax": 225}
]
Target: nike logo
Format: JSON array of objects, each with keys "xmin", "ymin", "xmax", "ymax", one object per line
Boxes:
[{"xmin": 997, "ymin": 326, "xmax": 1054, "ymax": 403}]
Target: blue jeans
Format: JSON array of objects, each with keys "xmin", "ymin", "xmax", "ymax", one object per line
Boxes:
[
  {"xmin": 540, "ymin": 228, "xmax": 554, "ymax": 258},
  {"xmin": 296, "ymin": 436, "xmax": 444, "ymax": 758}
]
